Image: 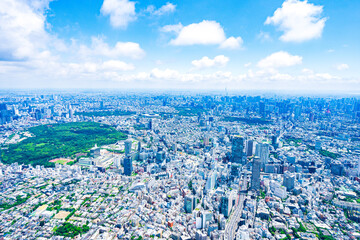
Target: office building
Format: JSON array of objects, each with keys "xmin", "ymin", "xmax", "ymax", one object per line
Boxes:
[
  {"xmin": 256, "ymin": 143, "xmax": 269, "ymax": 170},
  {"xmin": 184, "ymin": 195, "xmax": 195, "ymax": 213},
  {"xmin": 231, "ymin": 135, "xmax": 244, "ymax": 164},
  {"xmin": 251, "ymin": 157, "xmax": 261, "ymax": 191},
  {"xmin": 125, "ymin": 139, "xmax": 132, "ymax": 156},
  {"xmin": 123, "ymin": 155, "xmax": 133, "ymax": 176},
  {"xmin": 246, "ymin": 139, "xmax": 254, "ymax": 156},
  {"xmin": 283, "ymin": 171, "xmax": 295, "ymax": 191}
]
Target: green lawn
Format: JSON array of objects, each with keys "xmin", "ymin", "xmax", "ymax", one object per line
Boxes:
[{"xmin": 1, "ymin": 122, "xmax": 127, "ymax": 167}]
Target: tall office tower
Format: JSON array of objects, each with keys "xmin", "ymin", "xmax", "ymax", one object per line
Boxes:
[
  {"xmin": 246, "ymin": 139, "xmax": 254, "ymax": 156},
  {"xmin": 148, "ymin": 119, "xmax": 153, "ymax": 130},
  {"xmin": 220, "ymin": 191, "xmax": 237, "ymax": 218},
  {"xmin": 251, "ymin": 157, "xmax": 261, "ymax": 191},
  {"xmin": 123, "ymin": 155, "xmax": 133, "ymax": 176},
  {"xmin": 137, "ymin": 141, "xmax": 141, "ymax": 152},
  {"xmin": 271, "ymin": 135, "xmax": 278, "ymax": 147},
  {"xmin": 256, "ymin": 143, "xmax": 269, "ymax": 170},
  {"xmin": 125, "ymin": 139, "xmax": 132, "ymax": 156},
  {"xmin": 205, "ymin": 171, "xmax": 216, "ymax": 191},
  {"xmin": 231, "ymin": 135, "xmax": 244, "ymax": 164},
  {"xmin": 184, "ymin": 195, "xmax": 195, "ymax": 213},
  {"xmin": 283, "ymin": 171, "xmax": 295, "ymax": 191}
]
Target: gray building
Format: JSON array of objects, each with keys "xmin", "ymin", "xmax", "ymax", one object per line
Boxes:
[
  {"xmin": 256, "ymin": 143, "xmax": 269, "ymax": 170},
  {"xmin": 283, "ymin": 171, "xmax": 295, "ymax": 191},
  {"xmin": 246, "ymin": 139, "xmax": 254, "ymax": 156},
  {"xmin": 231, "ymin": 135, "xmax": 244, "ymax": 164},
  {"xmin": 125, "ymin": 139, "xmax": 132, "ymax": 156},
  {"xmin": 123, "ymin": 155, "xmax": 133, "ymax": 176},
  {"xmin": 251, "ymin": 157, "xmax": 261, "ymax": 191}
]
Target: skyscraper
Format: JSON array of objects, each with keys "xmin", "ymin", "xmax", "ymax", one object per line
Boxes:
[
  {"xmin": 184, "ymin": 195, "xmax": 195, "ymax": 213},
  {"xmin": 205, "ymin": 171, "xmax": 216, "ymax": 191},
  {"xmin": 125, "ymin": 139, "xmax": 132, "ymax": 156},
  {"xmin": 246, "ymin": 139, "xmax": 254, "ymax": 156},
  {"xmin": 123, "ymin": 155, "xmax": 133, "ymax": 176},
  {"xmin": 283, "ymin": 171, "xmax": 295, "ymax": 191},
  {"xmin": 148, "ymin": 119, "xmax": 153, "ymax": 130},
  {"xmin": 220, "ymin": 191, "xmax": 237, "ymax": 218},
  {"xmin": 256, "ymin": 143, "xmax": 269, "ymax": 170},
  {"xmin": 231, "ymin": 135, "xmax": 244, "ymax": 164},
  {"xmin": 251, "ymin": 157, "xmax": 261, "ymax": 191}
]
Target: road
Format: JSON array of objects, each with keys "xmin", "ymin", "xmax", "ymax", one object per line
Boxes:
[{"xmin": 224, "ymin": 172, "xmax": 248, "ymax": 240}]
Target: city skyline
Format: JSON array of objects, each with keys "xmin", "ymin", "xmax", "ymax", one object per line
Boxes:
[{"xmin": 0, "ymin": 0, "xmax": 359, "ymax": 92}]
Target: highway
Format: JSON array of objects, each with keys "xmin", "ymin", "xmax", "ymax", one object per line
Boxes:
[{"xmin": 224, "ymin": 172, "xmax": 248, "ymax": 240}]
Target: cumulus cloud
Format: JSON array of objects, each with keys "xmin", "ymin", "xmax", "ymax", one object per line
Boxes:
[
  {"xmin": 220, "ymin": 37, "xmax": 243, "ymax": 49},
  {"xmin": 102, "ymin": 60, "xmax": 134, "ymax": 71},
  {"xmin": 169, "ymin": 20, "xmax": 226, "ymax": 46},
  {"xmin": 0, "ymin": 0, "xmax": 51, "ymax": 60},
  {"xmin": 163, "ymin": 21, "xmax": 243, "ymax": 49},
  {"xmin": 192, "ymin": 55, "xmax": 229, "ymax": 69},
  {"xmin": 161, "ymin": 23, "xmax": 183, "ymax": 34},
  {"xmin": 265, "ymin": 0, "xmax": 327, "ymax": 42},
  {"xmin": 147, "ymin": 2, "xmax": 176, "ymax": 16},
  {"xmin": 336, "ymin": 63, "xmax": 349, "ymax": 71},
  {"xmin": 79, "ymin": 37, "xmax": 145, "ymax": 59},
  {"xmin": 101, "ymin": 0, "xmax": 136, "ymax": 29},
  {"xmin": 257, "ymin": 51, "xmax": 302, "ymax": 68},
  {"xmin": 150, "ymin": 68, "xmax": 180, "ymax": 79}
]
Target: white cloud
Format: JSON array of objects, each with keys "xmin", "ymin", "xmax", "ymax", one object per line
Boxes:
[
  {"xmin": 336, "ymin": 63, "xmax": 349, "ymax": 71},
  {"xmin": 192, "ymin": 55, "xmax": 229, "ymax": 69},
  {"xmin": 220, "ymin": 37, "xmax": 243, "ymax": 49},
  {"xmin": 102, "ymin": 60, "xmax": 134, "ymax": 71},
  {"xmin": 79, "ymin": 37, "xmax": 145, "ymax": 59},
  {"xmin": 257, "ymin": 31, "xmax": 272, "ymax": 42},
  {"xmin": 150, "ymin": 68, "xmax": 180, "ymax": 79},
  {"xmin": 161, "ymin": 23, "xmax": 183, "ymax": 34},
  {"xmin": 30, "ymin": 0, "xmax": 52, "ymax": 12},
  {"xmin": 101, "ymin": 0, "xmax": 136, "ymax": 29},
  {"xmin": 265, "ymin": 0, "xmax": 326, "ymax": 42},
  {"xmin": 148, "ymin": 2, "xmax": 176, "ymax": 16},
  {"xmin": 244, "ymin": 62, "xmax": 252, "ymax": 68},
  {"xmin": 257, "ymin": 51, "xmax": 302, "ymax": 68},
  {"xmin": 302, "ymin": 68, "xmax": 313, "ymax": 74},
  {"xmin": 66, "ymin": 60, "xmax": 134, "ymax": 74},
  {"xmin": 0, "ymin": 0, "xmax": 51, "ymax": 60},
  {"xmin": 163, "ymin": 21, "xmax": 244, "ymax": 49},
  {"xmin": 169, "ymin": 20, "xmax": 226, "ymax": 46}
]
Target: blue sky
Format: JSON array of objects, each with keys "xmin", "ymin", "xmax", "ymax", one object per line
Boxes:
[{"xmin": 0, "ymin": 0, "xmax": 359, "ymax": 92}]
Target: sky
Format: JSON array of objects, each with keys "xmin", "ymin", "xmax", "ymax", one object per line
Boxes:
[{"xmin": 0, "ymin": 0, "xmax": 359, "ymax": 92}]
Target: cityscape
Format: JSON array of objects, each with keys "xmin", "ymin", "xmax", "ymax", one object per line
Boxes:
[
  {"xmin": 0, "ymin": 92, "xmax": 360, "ymax": 239},
  {"xmin": 1, "ymin": 0, "xmax": 360, "ymax": 239}
]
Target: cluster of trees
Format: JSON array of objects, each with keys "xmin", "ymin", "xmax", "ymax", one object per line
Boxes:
[
  {"xmin": 319, "ymin": 149, "xmax": 340, "ymax": 159},
  {"xmin": 0, "ymin": 194, "xmax": 31, "ymax": 211},
  {"xmin": 1, "ymin": 122, "xmax": 127, "ymax": 167},
  {"xmin": 46, "ymin": 200, "xmax": 61, "ymax": 212},
  {"xmin": 75, "ymin": 110, "xmax": 135, "ymax": 117},
  {"xmin": 174, "ymin": 107, "xmax": 204, "ymax": 116},
  {"xmin": 222, "ymin": 116, "xmax": 272, "ymax": 125},
  {"xmin": 54, "ymin": 222, "xmax": 89, "ymax": 238}
]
